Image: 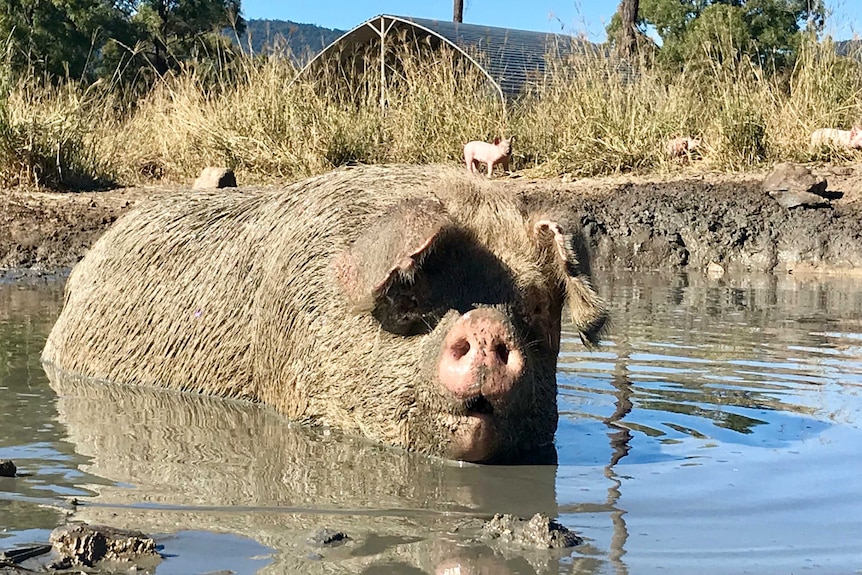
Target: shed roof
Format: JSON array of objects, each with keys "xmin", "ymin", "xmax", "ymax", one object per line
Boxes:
[{"xmin": 296, "ymin": 14, "xmax": 595, "ymax": 99}]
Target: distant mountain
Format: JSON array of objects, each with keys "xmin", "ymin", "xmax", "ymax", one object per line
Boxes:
[
  {"xmin": 836, "ymin": 39, "xmax": 861, "ymax": 58},
  {"xmin": 236, "ymin": 19, "xmax": 345, "ymax": 63}
]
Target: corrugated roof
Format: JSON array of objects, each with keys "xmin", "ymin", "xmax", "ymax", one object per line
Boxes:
[{"xmin": 295, "ymin": 14, "xmax": 596, "ymax": 100}]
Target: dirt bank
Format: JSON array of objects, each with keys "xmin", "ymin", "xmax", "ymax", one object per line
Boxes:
[
  {"xmin": 2, "ymin": 165, "xmax": 862, "ymax": 275},
  {"xmin": 512, "ymin": 164, "xmax": 862, "ymax": 275}
]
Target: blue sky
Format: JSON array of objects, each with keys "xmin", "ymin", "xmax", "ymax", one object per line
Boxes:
[{"xmin": 241, "ymin": 0, "xmax": 861, "ymax": 42}]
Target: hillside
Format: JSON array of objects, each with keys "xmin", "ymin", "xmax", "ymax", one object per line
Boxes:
[
  {"xmin": 836, "ymin": 39, "xmax": 861, "ymax": 57},
  {"xmin": 238, "ymin": 19, "xmax": 345, "ymax": 62}
]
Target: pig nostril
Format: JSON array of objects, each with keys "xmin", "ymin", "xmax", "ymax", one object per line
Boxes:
[
  {"xmin": 494, "ymin": 342, "xmax": 510, "ymax": 364},
  {"xmin": 451, "ymin": 338, "xmax": 471, "ymax": 360}
]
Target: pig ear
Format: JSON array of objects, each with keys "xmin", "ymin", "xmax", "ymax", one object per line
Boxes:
[
  {"xmin": 534, "ymin": 218, "xmax": 608, "ymax": 348},
  {"xmin": 333, "ymin": 198, "xmax": 452, "ymax": 309}
]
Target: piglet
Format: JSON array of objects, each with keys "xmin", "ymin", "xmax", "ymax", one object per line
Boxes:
[
  {"xmin": 464, "ymin": 136, "xmax": 514, "ymax": 178},
  {"xmin": 666, "ymin": 136, "xmax": 702, "ymax": 159},
  {"xmin": 810, "ymin": 127, "xmax": 862, "ymax": 149}
]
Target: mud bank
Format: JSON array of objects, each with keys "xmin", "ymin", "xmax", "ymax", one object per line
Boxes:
[
  {"xmin": 2, "ymin": 165, "xmax": 862, "ymax": 275},
  {"xmin": 517, "ymin": 165, "xmax": 862, "ymax": 275}
]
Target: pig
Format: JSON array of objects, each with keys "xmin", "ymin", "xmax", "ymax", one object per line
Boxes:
[
  {"xmin": 809, "ymin": 127, "xmax": 862, "ymax": 149},
  {"xmin": 42, "ymin": 164, "xmax": 607, "ymax": 463},
  {"xmin": 666, "ymin": 136, "xmax": 702, "ymax": 159},
  {"xmin": 464, "ymin": 136, "xmax": 514, "ymax": 178}
]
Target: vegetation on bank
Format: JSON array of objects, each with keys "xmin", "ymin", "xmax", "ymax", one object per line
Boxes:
[{"xmin": 0, "ymin": 33, "xmax": 861, "ymax": 189}]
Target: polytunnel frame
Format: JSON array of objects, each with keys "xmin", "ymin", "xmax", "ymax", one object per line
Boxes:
[{"xmin": 291, "ymin": 14, "xmax": 508, "ymax": 110}]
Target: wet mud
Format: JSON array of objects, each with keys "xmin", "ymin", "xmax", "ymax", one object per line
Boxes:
[{"xmin": 510, "ymin": 165, "xmax": 862, "ymax": 274}]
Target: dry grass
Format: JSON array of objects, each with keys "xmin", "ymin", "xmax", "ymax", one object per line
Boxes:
[
  {"xmin": 1, "ymin": 35, "xmax": 861, "ymax": 189},
  {"xmin": 0, "ymin": 79, "xmax": 115, "ymax": 188}
]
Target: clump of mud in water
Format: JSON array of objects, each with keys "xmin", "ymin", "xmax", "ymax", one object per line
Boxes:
[
  {"xmin": 482, "ymin": 513, "xmax": 582, "ymax": 548},
  {"xmin": 0, "ymin": 460, "xmax": 16, "ymax": 477},
  {"xmin": 0, "ymin": 523, "xmax": 162, "ymax": 573},
  {"xmin": 48, "ymin": 523, "xmax": 162, "ymax": 571}
]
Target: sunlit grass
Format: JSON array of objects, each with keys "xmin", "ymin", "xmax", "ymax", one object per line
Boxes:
[{"xmin": 1, "ymin": 32, "xmax": 860, "ymax": 189}]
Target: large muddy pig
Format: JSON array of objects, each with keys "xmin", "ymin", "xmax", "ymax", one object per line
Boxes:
[{"xmin": 42, "ymin": 164, "xmax": 607, "ymax": 463}]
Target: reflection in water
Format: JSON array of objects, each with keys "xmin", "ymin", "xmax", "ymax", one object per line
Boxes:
[
  {"xmin": 45, "ymin": 366, "xmax": 576, "ymax": 574},
  {"xmin": 604, "ymin": 355, "xmax": 634, "ymax": 575},
  {"xmin": 559, "ymin": 273, "xmax": 845, "ymax": 459},
  {"xmin": 3, "ymin": 272, "xmax": 862, "ymax": 574},
  {"xmin": 0, "ymin": 281, "xmax": 93, "ymax": 532},
  {"xmin": 557, "ymin": 271, "xmax": 862, "ymax": 574}
]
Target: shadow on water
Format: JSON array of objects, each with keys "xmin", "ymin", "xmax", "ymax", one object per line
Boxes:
[{"xmin": 4, "ymin": 271, "xmax": 862, "ymax": 574}]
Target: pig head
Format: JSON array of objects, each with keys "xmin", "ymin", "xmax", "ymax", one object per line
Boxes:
[
  {"xmin": 326, "ymin": 187, "xmax": 606, "ymax": 462},
  {"xmin": 43, "ymin": 165, "xmax": 607, "ymax": 463}
]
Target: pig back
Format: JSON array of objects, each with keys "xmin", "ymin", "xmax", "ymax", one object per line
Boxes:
[
  {"xmin": 43, "ymin": 186, "xmax": 273, "ymax": 398},
  {"xmin": 41, "ymin": 165, "xmax": 445, "ymax": 407}
]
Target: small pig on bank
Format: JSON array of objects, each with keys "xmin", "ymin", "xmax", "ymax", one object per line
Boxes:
[
  {"xmin": 666, "ymin": 136, "xmax": 702, "ymax": 159},
  {"xmin": 809, "ymin": 127, "xmax": 862, "ymax": 149},
  {"xmin": 464, "ymin": 137, "xmax": 514, "ymax": 178},
  {"xmin": 42, "ymin": 165, "xmax": 607, "ymax": 463}
]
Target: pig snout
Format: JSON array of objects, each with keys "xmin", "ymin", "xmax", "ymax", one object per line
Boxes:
[{"xmin": 437, "ymin": 308, "xmax": 525, "ymax": 403}]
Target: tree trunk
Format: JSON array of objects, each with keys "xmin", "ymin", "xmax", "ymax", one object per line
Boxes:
[
  {"xmin": 453, "ymin": 0, "xmax": 464, "ymax": 23},
  {"xmin": 153, "ymin": 0, "xmax": 169, "ymax": 76},
  {"xmin": 617, "ymin": 0, "xmax": 639, "ymax": 59}
]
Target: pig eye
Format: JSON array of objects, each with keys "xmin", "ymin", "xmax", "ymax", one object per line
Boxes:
[
  {"xmin": 371, "ymin": 278, "xmax": 442, "ymax": 336},
  {"xmin": 369, "ymin": 235, "xmax": 521, "ymax": 336},
  {"xmin": 519, "ymin": 287, "xmax": 563, "ymax": 349},
  {"xmin": 522, "ymin": 287, "xmax": 550, "ymax": 320}
]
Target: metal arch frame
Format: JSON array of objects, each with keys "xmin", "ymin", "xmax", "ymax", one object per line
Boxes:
[{"xmin": 290, "ymin": 14, "xmax": 507, "ymax": 108}]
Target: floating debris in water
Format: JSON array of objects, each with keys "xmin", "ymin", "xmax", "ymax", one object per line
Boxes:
[
  {"xmin": 482, "ymin": 513, "xmax": 582, "ymax": 549},
  {"xmin": 0, "ymin": 460, "xmax": 16, "ymax": 478}
]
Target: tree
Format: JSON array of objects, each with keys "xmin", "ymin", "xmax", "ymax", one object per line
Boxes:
[
  {"xmin": 607, "ymin": 0, "xmax": 826, "ymax": 70},
  {"xmin": 453, "ymin": 0, "xmax": 464, "ymax": 23},
  {"xmin": 125, "ymin": 0, "xmax": 245, "ymax": 77},
  {"xmin": 616, "ymin": 0, "xmax": 640, "ymax": 59},
  {"xmin": 0, "ymin": 0, "xmax": 131, "ymax": 80},
  {"xmin": 0, "ymin": 0, "xmax": 245, "ymax": 84}
]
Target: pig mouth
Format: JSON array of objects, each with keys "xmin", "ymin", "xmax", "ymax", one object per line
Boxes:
[
  {"xmin": 444, "ymin": 394, "xmax": 502, "ymax": 462},
  {"xmin": 463, "ymin": 394, "xmax": 494, "ymax": 415}
]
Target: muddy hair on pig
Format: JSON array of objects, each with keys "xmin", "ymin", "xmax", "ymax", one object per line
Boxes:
[{"xmin": 43, "ymin": 164, "xmax": 607, "ymax": 462}]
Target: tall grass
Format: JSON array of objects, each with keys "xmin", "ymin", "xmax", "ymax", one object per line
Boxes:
[
  {"xmin": 1, "ymin": 34, "xmax": 861, "ymax": 189},
  {"xmin": 0, "ymin": 76, "xmax": 116, "ymax": 188}
]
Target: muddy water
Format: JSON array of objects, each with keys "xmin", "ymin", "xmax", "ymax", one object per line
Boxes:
[{"xmin": 2, "ymin": 271, "xmax": 862, "ymax": 574}]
